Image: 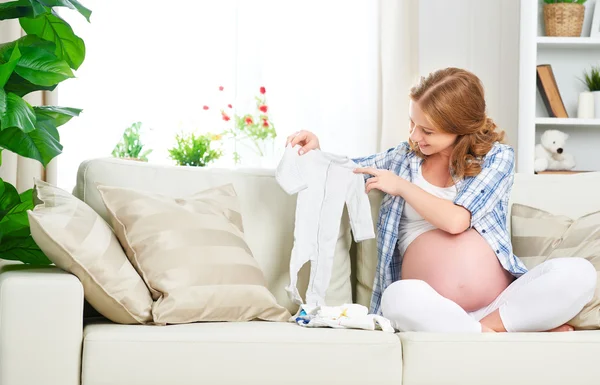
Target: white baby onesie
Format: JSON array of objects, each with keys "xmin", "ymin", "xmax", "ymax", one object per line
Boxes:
[{"xmin": 276, "ymin": 144, "xmax": 375, "ymax": 306}]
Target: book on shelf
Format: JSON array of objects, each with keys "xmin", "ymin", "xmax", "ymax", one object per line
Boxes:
[{"xmin": 536, "ymin": 64, "xmax": 568, "ymax": 118}]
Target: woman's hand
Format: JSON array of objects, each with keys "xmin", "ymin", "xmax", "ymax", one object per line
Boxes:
[
  {"xmin": 285, "ymin": 130, "xmax": 320, "ymax": 155},
  {"xmin": 353, "ymin": 167, "xmax": 406, "ymax": 196}
]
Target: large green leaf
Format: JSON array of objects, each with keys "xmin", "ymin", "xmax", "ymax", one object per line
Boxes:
[
  {"xmin": 0, "ymin": 1, "xmax": 34, "ymax": 21},
  {"xmin": 0, "ymin": 92, "xmax": 36, "ymax": 133},
  {"xmin": 0, "ymin": 89, "xmax": 6, "ymax": 118},
  {"xmin": 0, "ymin": 43, "xmax": 21, "ymax": 88},
  {"xmin": 0, "ymin": 178, "xmax": 21, "ymax": 220},
  {"xmin": 34, "ymin": 106, "xmax": 81, "ymax": 127},
  {"xmin": 14, "ymin": 46, "xmax": 73, "ymax": 86},
  {"xmin": 0, "ymin": 123, "xmax": 61, "ymax": 166},
  {"xmin": 0, "ymin": 234, "xmax": 51, "ymax": 264},
  {"xmin": 20, "ymin": 11, "xmax": 85, "ymax": 70},
  {"xmin": 27, "ymin": 0, "xmax": 48, "ymax": 17},
  {"xmin": 0, "ymin": 35, "xmax": 56, "ymax": 61},
  {"xmin": 0, "ymin": 188, "xmax": 34, "ymax": 237},
  {"xmin": 36, "ymin": 0, "xmax": 90, "ymax": 22},
  {"xmin": 34, "ymin": 113, "xmax": 60, "ymax": 141},
  {"xmin": 4, "ymin": 73, "xmax": 57, "ymax": 97}
]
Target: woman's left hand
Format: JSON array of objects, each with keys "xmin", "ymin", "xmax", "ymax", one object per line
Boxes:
[{"xmin": 353, "ymin": 167, "xmax": 405, "ymax": 196}]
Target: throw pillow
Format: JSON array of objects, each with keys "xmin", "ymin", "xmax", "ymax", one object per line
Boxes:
[
  {"xmin": 511, "ymin": 203, "xmax": 600, "ymax": 329},
  {"xmin": 28, "ymin": 179, "xmax": 153, "ymax": 324},
  {"xmin": 96, "ymin": 183, "xmax": 292, "ymax": 325}
]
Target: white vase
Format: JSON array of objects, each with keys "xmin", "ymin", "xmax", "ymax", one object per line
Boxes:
[
  {"xmin": 578, "ymin": 91, "xmax": 595, "ymax": 119},
  {"xmin": 593, "ymin": 91, "xmax": 600, "ymax": 119}
]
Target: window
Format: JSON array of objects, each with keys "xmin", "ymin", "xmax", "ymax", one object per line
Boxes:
[{"xmin": 57, "ymin": 1, "xmax": 379, "ymax": 191}]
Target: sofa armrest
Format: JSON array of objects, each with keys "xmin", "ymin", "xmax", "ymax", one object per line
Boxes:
[{"xmin": 0, "ymin": 265, "xmax": 84, "ymax": 385}]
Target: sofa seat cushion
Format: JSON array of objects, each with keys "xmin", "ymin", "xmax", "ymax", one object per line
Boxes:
[
  {"xmin": 399, "ymin": 331, "xmax": 600, "ymax": 385},
  {"xmin": 82, "ymin": 320, "xmax": 403, "ymax": 385}
]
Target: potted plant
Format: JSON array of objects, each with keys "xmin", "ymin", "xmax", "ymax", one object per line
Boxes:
[
  {"xmin": 582, "ymin": 64, "xmax": 600, "ymax": 118},
  {"xmin": 543, "ymin": 0, "xmax": 587, "ymax": 37},
  {"xmin": 111, "ymin": 122, "xmax": 152, "ymax": 162},
  {"xmin": 168, "ymin": 132, "xmax": 223, "ymax": 167},
  {"xmin": 0, "ymin": 1, "xmax": 90, "ymax": 264}
]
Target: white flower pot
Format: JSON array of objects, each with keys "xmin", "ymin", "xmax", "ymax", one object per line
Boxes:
[
  {"xmin": 593, "ymin": 91, "xmax": 600, "ymax": 119},
  {"xmin": 578, "ymin": 91, "xmax": 595, "ymax": 119}
]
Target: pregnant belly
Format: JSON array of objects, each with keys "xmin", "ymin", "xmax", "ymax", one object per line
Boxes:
[{"xmin": 401, "ymin": 228, "xmax": 514, "ymax": 312}]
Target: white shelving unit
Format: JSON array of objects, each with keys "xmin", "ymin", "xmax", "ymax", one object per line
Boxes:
[{"xmin": 518, "ymin": 0, "xmax": 600, "ymax": 174}]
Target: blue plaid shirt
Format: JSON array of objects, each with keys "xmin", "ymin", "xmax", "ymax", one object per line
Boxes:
[{"xmin": 352, "ymin": 141, "xmax": 528, "ymax": 315}]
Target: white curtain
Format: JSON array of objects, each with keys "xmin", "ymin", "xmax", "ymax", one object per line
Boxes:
[
  {"xmin": 55, "ymin": 0, "xmax": 418, "ymax": 191},
  {"xmin": 0, "ymin": 4, "xmax": 57, "ymax": 193}
]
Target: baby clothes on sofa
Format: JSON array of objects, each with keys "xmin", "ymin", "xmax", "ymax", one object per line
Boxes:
[
  {"xmin": 293, "ymin": 303, "xmax": 394, "ymax": 332},
  {"xmin": 276, "ymin": 144, "xmax": 375, "ymax": 306}
]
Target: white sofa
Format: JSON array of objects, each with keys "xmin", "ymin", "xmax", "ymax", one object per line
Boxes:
[{"xmin": 1, "ymin": 157, "xmax": 600, "ymax": 385}]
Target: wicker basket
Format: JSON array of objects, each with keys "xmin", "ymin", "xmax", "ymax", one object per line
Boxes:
[{"xmin": 544, "ymin": 3, "xmax": 585, "ymax": 37}]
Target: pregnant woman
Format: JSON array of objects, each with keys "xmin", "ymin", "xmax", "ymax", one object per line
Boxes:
[{"xmin": 286, "ymin": 67, "xmax": 596, "ymax": 333}]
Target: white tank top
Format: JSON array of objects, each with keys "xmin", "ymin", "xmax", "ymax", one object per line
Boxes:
[{"xmin": 398, "ymin": 165, "xmax": 458, "ymax": 255}]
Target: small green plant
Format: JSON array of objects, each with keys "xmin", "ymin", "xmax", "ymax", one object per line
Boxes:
[
  {"xmin": 168, "ymin": 132, "xmax": 222, "ymax": 167},
  {"xmin": 111, "ymin": 122, "xmax": 152, "ymax": 161},
  {"xmin": 543, "ymin": 0, "xmax": 586, "ymax": 4},
  {"xmin": 581, "ymin": 65, "xmax": 600, "ymax": 91}
]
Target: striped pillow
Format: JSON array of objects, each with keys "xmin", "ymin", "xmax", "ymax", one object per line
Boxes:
[
  {"xmin": 28, "ymin": 179, "xmax": 153, "ymax": 324},
  {"xmin": 511, "ymin": 203, "xmax": 600, "ymax": 329},
  {"xmin": 96, "ymin": 183, "xmax": 292, "ymax": 325}
]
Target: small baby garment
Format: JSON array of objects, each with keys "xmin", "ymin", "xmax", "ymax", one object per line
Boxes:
[
  {"xmin": 276, "ymin": 144, "xmax": 375, "ymax": 306},
  {"xmin": 292, "ymin": 303, "xmax": 394, "ymax": 333}
]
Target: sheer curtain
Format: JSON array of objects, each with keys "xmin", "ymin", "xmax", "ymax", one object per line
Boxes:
[{"xmin": 56, "ymin": 0, "xmax": 418, "ymax": 191}]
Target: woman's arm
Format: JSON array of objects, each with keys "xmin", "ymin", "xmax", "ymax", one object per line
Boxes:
[
  {"xmin": 351, "ymin": 142, "xmax": 410, "ymax": 170},
  {"xmin": 355, "ymin": 167, "xmax": 470, "ymax": 234},
  {"xmin": 396, "ymin": 179, "xmax": 470, "ymax": 234},
  {"xmin": 355, "ymin": 144, "xmax": 515, "ymax": 234}
]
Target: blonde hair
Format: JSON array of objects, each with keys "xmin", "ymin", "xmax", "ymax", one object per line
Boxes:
[{"xmin": 408, "ymin": 67, "xmax": 504, "ymax": 179}]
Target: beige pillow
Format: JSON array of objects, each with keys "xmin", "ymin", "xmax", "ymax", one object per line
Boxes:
[
  {"xmin": 511, "ymin": 203, "xmax": 600, "ymax": 329},
  {"xmin": 28, "ymin": 179, "xmax": 153, "ymax": 324},
  {"xmin": 96, "ymin": 183, "xmax": 292, "ymax": 325}
]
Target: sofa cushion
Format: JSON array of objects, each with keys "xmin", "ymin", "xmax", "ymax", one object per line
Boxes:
[
  {"xmin": 74, "ymin": 158, "xmax": 353, "ymax": 314},
  {"xmin": 399, "ymin": 331, "xmax": 600, "ymax": 385},
  {"xmin": 511, "ymin": 203, "xmax": 600, "ymax": 329},
  {"xmin": 27, "ymin": 179, "xmax": 153, "ymax": 324},
  {"xmin": 82, "ymin": 320, "xmax": 403, "ymax": 385},
  {"xmin": 97, "ymin": 183, "xmax": 291, "ymax": 324}
]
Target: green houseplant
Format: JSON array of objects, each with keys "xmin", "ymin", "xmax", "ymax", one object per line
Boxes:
[
  {"xmin": 581, "ymin": 64, "xmax": 600, "ymax": 119},
  {"xmin": 0, "ymin": 0, "xmax": 90, "ymax": 264},
  {"xmin": 168, "ymin": 132, "xmax": 223, "ymax": 167},
  {"xmin": 582, "ymin": 65, "xmax": 600, "ymax": 92},
  {"xmin": 112, "ymin": 122, "xmax": 152, "ymax": 162}
]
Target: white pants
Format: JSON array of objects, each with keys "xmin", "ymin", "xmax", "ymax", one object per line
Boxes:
[{"xmin": 380, "ymin": 258, "xmax": 597, "ymax": 332}]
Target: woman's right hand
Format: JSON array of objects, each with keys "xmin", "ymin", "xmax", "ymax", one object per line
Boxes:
[{"xmin": 285, "ymin": 130, "xmax": 320, "ymax": 155}]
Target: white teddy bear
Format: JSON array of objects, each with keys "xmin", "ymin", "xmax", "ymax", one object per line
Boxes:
[{"xmin": 534, "ymin": 129, "xmax": 576, "ymax": 173}]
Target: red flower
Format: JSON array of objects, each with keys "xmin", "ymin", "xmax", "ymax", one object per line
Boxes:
[
  {"xmin": 259, "ymin": 105, "xmax": 268, "ymax": 113},
  {"xmin": 245, "ymin": 117, "xmax": 254, "ymax": 125},
  {"xmin": 203, "ymin": 105, "xmax": 209, "ymax": 110},
  {"xmin": 222, "ymin": 114, "xmax": 231, "ymax": 121},
  {"xmin": 262, "ymin": 119, "xmax": 269, "ymax": 127},
  {"xmin": 219, "ymin": 86, "xmax": 224, "ymax": 91},
  {"xmin": 228, "ymin": 104, "xmax": 232, "ymax": 108},
  {"xmin": 260, "ymin": 86, "xmax": 266, "ymax": 94}
]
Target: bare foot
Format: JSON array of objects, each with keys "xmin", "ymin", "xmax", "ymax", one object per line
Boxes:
[
  {"xmin": 546, "ymin": 324, "xmax": 574, "ymax": 332},
  {"xmin": 481, "ymin": 324, "xmax": 497, "ymax": 333}
]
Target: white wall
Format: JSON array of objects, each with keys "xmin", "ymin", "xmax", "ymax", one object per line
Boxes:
[{"xmin": 417, "ymin": 0, "xmax": 521, "ymax": 152}]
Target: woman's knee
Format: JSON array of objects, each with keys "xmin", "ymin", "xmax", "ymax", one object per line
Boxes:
[
  {"xmin": 546, "ymin": 258, "xmax": 597, "ymax": 302},
  {"xmin": 381, "ymin": 279, "xmax": 432, "ymax": 317}
]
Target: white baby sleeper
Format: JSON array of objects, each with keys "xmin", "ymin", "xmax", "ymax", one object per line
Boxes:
[{"xmin": 276, "ymin": 144, "xmax": 375, "ymax": 306}]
